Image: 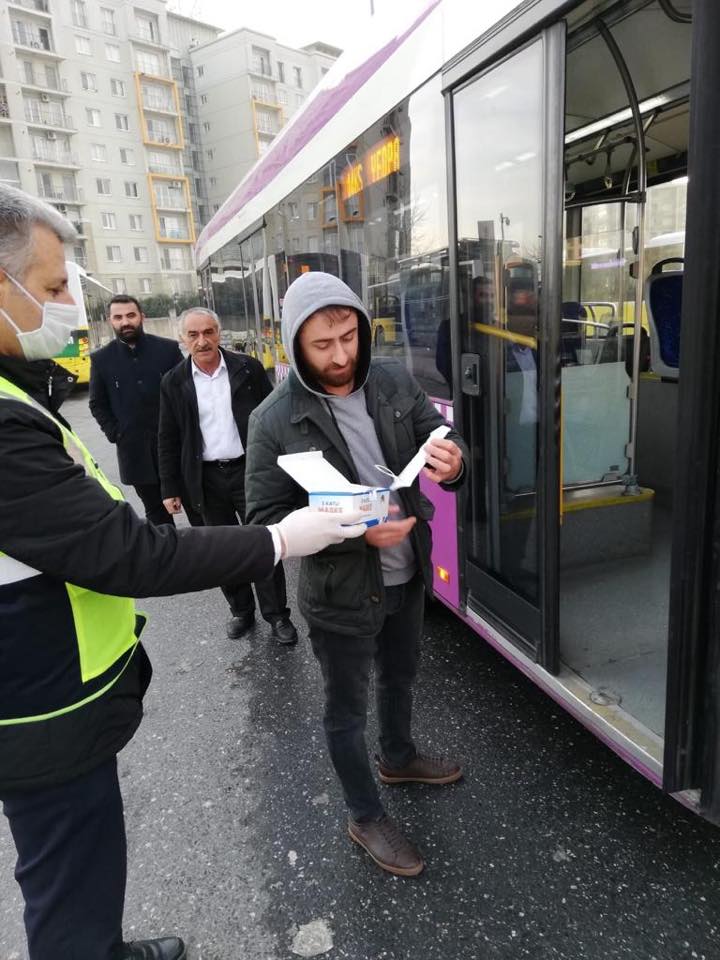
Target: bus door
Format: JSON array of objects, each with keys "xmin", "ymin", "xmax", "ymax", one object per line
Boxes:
[{"xmin": 449, "ymin": 27, "xmax": 565, "ymax": 664}]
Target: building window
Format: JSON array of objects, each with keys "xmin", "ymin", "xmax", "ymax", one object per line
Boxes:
[
  {"xmin": 86, "ymin": 108, "xmax": 101, "ymax": 127},
  {"xmin": 111, "ymin": 278, "xmax": 126, "ymax": 294},
  {"xmin": 110, "ymin": 79, "xmax": 126, "ymax": 98},
  {"xmin": 105, "ymin": 44, "xmax": 120, "ymax": 63},
  {"xmin": 71, "ymin": 1, "xmax": 88, "ymax": 29},
  {"xmin": 203, "ymin": 121, "xmax": 210, "ymax": 132},
  {"xmin": 278, "ymin": 89, "xmax": 288, "ymax": 106},
  {"xmin": 115, "ymin": 114, "xmax": 129, "ymax": 131},
  {"xmin": 287, "ymin": 201, "xmax": 299, "ymax": 220},
  {"xmin": 100, "ymin": 7, "xmax": 116, "ymax": 36},
  {"xmin": 277, "ymin": 61, "xmax": 285, "ymax": 83},
  {"xmin": 209, "ymin": 176, "xmax": 217, "ymax": 186},
  {"xmin": 135, "ymin": 14, "xmax": 160, "ymax": 44},
  {"xmin": 129, "ymin": 214, "xmax": 143, "ymax": 231},
  {"xmin": 91, "ymin": 143, "xmax": 107, "ymax": 162},
  {"xmin": 106, "ymin": 245, "xmax": 122, "ymax": 262},
  {"xmin": 295, "ymin": 93, "xmax": 304, "ymax": 108},
  {"xmin": 96, "ymin": 178, "xmax": 111, "ymax": 195},
  {"xmin": 200, "ymin": 94, "xmax": 208, "ymax": 104},
  {"xmin": 139, "ymin": 278, "xmax": 152, "ymax": 294},
  {"xmin": 75, "ymin": 36, "xmax": 92, "ymax": 57},
  {"xmin": 251, "ymin": 47, "xmax": 271, "ymax": 77},
  {"xmin": 307, "ymin": 236, "xmax": 319, "ymax": 253},
  {"xmin": 133, "ymin": 246, "xmax": 149, "ymax": 263},
  {"xmin": 206, "ymin": 149, "xmax": 214, "ymax": 160},
  {"xmin": 124, "ymin": 181, "xmax": 139, "ymax": 198},
  {"xmin": 293, "ymin": 66, "xmax": 303, "ymax": 89},
  {"xmin": 81, "ymin": 71, "xmax": 97, "ymax": 92},
  {"xmin": 101, "ymin": 211, "xmax": 117, "ymax": 229},
  {"xmin": 306, "ymin": 202, "xmax": 318, "ymax": 221},
  {"xmin": 197, "ymin": 65, "xmax": 204, "ymax": 77},
  {"xmin": 119, "ymin": 148, "xmax": 135, "ymax": 165}
]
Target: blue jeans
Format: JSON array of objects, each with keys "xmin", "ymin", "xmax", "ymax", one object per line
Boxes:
[{"xmin": 309, "ymin": 574, "xmax": 424, "ymax": 821}]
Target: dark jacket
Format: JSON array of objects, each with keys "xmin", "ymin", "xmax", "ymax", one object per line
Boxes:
[
  {"xmin": 89, "ymin": 332, "xmax": 183, "ymax": 485},
  {"xmin": 245, "ymin": 360, "xmax": 468, "ymax": 636},
  {"xmin": 158, "ymin": 348, "xmax": 273, "ymax": 512},
  {"xmin": 0, "ymin": 356, "xmax": 275, "ymax": 793}
]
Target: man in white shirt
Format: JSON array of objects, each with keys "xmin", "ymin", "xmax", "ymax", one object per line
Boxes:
[{"xmin": 158, "ymin": 308, "xmax": 298, "ymax": 644}]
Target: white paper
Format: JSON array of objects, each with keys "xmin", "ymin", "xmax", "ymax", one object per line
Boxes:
[
  {"xmin": 379, "ymin": 424, "xmax": 452, "ymax": 490},
  {"xmin": 277, "ymin": 451, "xmax": 373, "ymax": 494}
]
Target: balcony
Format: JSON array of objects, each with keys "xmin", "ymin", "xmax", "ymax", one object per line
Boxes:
[
  {"xmin": 161, "ymin": 257, "xmax": 192, "ymax": 271},
  {"xmin": 0, "ymin": 160, "xmax": 21, "ymax": 185},
  {"xmin": 12, "ymin": 26, "xmax": 59, "ymax": 57},
  {"xmin": 25, "ymin": 107, "xmax": 74, "ymax": 130},
  {"xmin": 154, "ymin": 193, "xmax": 187, "ymax": 210},
  {"xmin": 146, "ymin": 128, "xmax": 179, "ymax": 147},
  {"xmin": 142, "ymin": 93, "xmax": 176, "ymax": 113},
  {"xmin": 32, "ymin": 145, "xmax": 80, "ymax": 167},
  {"xmin": 130, "ymin": 28, "xmax": 165, "ymax": 49},
  {"xmin": 37, "ymin": 184, "xmax": 82, "ymax": 203},
  {"xmin": 8, "ymin": 0, "xmax": 51, "ymax": 16},
  {"xmin": 148, "ymin": 160, "xmax": 182, "ymax": 175},
  {"xmin": 21, "ymin": 70, "xmax": 69, "ymax": 95},
  {"xmin": 0, "ymin": 99, "xmax": 9, "ymax": 121},
  {"xmin": 159, "ymin": 227, "xmax": 190, "ymax": 240}
]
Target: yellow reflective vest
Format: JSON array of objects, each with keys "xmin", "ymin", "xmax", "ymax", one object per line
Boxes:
[{"xmin": 0, "ymin": 374, "xmax": 140, "ymax": 726}]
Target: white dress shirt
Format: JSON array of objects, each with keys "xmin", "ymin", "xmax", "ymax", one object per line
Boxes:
[{"xmin": 191, "ymin": 353, "xmax": 244, "ymax": 461}]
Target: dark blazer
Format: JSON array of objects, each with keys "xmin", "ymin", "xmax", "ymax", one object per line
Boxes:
[
  {"xmin": 158, "ymin": 348, "xmax": 273, "ymax": 512},
  {"xmin": 245, "ymin": 360, "xmax": 468, "ymax": 637},
  {"xmin": 89, "ymin": 332, "xmax": 183, "ymax": 485}
]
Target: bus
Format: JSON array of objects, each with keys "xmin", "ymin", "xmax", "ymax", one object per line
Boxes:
[
  {"xmin": 53, "ymin": 260, "xmax": 90, "ymax": 384},
  {"xmin": 196, "ymin": 0, "xmax": 720, "ymax": 823}
]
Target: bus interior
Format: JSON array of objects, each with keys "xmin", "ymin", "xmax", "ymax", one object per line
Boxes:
[{"xmin": 559, "ymin": 0, "xmax": 690, "ymax": 741}]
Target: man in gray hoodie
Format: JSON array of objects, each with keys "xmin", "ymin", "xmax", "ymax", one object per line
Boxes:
[{"xmin": 246, "ymin": 272, "xmax": 469, "ymax": 877}]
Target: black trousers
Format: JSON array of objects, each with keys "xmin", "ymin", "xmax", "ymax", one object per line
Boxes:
[
  {"xmin": 1, "ymin": 758, "xmax": 126, "ymax": 960},
  {"xmin": 133, "ymin": 482, "xmax": 174, "ymax": 527},
  {"xmin": 309, "ymin": 574, "xmax": 424, "ymax": 822},
  {"xmin": 201, "ymin": 458, "xmax": 289, "ymax": 622}
]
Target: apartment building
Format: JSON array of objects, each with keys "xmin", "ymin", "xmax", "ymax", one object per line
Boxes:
[
  {"xmin": 189, "ymin": 31, "xmax": 341, "ymax": 218},
  {"xmin": 0, "ymin": 0, "xmax": 219, "ymax": 298},
  {"xmin": 0, "ymin": 2, "xmax": 340, "ymax": 300}
]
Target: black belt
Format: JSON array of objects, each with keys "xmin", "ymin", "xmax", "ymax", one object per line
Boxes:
[{"xmin": 202, "ymin": 456, "xmax": 245, "ymax": 469}]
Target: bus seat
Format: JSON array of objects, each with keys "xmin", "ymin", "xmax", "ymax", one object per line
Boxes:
[
  {"xmin": 645, "ymin": 258, "xmax": 683, "ymax": 380},
  {"xmin": 561, "ymin": 301, "xmax": 584, "ymax": 365}
]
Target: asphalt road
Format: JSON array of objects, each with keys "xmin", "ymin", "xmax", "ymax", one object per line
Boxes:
[{"xmin": 1, "ymin": 389, "xmax": 720, "ymax": 960}]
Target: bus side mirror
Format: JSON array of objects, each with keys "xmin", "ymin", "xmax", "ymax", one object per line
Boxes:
[
  {"xmin": 629, "ymin": 261, "xmax": 639, "ymax": 280},
  {"xmin": 632, "ymin": 225, "xmax": 639, "ymax": 255}
]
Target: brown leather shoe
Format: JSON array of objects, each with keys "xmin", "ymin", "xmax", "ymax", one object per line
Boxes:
[
  {"xmin": 348, "ymin": 815, "xmax": 425, "ymax": 877},
  {"xmin": 378, "ymin": 753, "xmax": 463, "ymax": 785}
]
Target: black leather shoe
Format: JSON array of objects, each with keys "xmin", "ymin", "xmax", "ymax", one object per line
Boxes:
[
  {"xmin": 270, "ymin": 617, "xmax": 298, "ymax": 645},
  {"xmin": 226, "ymin": 612, "xmax": 254, "ymax": 639},
  {"xmin": 113, "ymin": 937, "xmax": 186, "ymax": 960}
]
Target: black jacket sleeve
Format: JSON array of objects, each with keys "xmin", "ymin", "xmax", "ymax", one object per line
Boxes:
[
  {"xmin": 0, "ymin": 402, "xmax": 275, "ymax": 597},
  {"xmin": 88, "ymin": 353, "xmax": 118, "ymax": 444},
  {"xmin": 245, "ymin": 406, "xmax": 305, "ymax": 526},
  {"xmin": 157, "ymin": 371, "xmax": 183, "ymax": 500}
]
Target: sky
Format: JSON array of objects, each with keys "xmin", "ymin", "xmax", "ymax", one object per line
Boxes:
[{"xmin": 166, "ymin": 0, "xmax": 392, "ymax": 51}]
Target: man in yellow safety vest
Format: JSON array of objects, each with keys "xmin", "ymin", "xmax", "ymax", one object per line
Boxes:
[{"xmin": 0, "ymin": 184, "xmax": 365, "ymax": 960}]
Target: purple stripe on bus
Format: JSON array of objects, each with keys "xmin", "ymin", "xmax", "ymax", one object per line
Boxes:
[
  {"xmin": 421, "ymin": 471, "xmax": 460, "ymax": 609},
  {"xmin": 436, "ymin": 593, "xmax": 666, "ymax": 790},
  {"xmin": 197, "ymin": 0, "xmax": 442, "ymax": 258}
]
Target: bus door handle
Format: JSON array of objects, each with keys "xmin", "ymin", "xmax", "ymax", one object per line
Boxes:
[{"xmin": 461, "ymin": 353, "xmax": 481, "ymax": 396}]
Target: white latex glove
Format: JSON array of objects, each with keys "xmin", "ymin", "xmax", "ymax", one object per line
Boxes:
[{"xmin": 271, "ymin": 507, "xmax": 367, "ymax": 559}]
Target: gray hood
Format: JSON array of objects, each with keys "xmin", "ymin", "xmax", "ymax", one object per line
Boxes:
[{"xmin": 281, "ymin": 271, "xmax": 372, "ymax": 396}]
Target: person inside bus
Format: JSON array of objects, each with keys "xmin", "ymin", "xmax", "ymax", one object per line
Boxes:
[
  {"xmin": 89, "ymin": 295, "xmax": 201, "ymax": 529},
  {"xmin": 245, "ymin": 271, "xmax": 469, "ymax": 878},
  {"xmin": 0, "ymin": 185, "xmax": 368, "ymax": 960}
]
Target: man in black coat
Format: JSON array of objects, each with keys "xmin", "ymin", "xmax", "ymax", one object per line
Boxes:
[
  {"xmin": 89, "ymin": 295, "xmax": 191, "ymax": 526},
  {"xmin": 158, "ymin": 306, "xmax": 298, "ymax": 645}
]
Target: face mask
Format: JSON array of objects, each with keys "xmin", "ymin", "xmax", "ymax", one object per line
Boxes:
[{"xmin": 0, "ymin": 272, "xmax": 79, "ymax": 361}]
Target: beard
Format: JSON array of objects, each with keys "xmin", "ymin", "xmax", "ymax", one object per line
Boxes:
[
  {"xmin": 116, "ymin": 323, "xmax": 142, "ymax": 344},
  {"xmin": 307, "ymin": 354, "xmax": 358, "ymax": 391}
]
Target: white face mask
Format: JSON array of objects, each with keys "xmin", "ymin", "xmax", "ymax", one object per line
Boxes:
[{"xmin": 0, "ymin": 272, "xmax": 79, "ymax": 361}]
